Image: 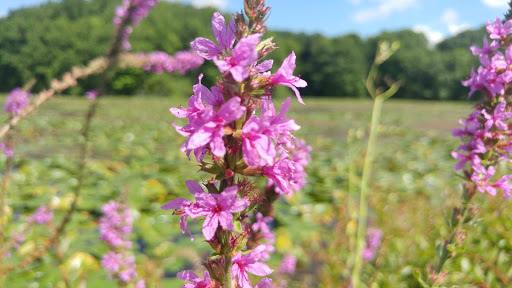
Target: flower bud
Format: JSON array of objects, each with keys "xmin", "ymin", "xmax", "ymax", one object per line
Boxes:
[{"xmin": 203, "ymin": 256, "xmax": 226, "ymax": 283}]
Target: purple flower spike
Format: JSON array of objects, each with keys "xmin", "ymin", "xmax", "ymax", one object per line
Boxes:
[
  {"xmin": 362, "ymin": 228, "xmax": 383, "ymax": 261},
  {"xmin": 271, "ymin": 52, "xmax": 307, "ymax": 104},
  {"xmin": 5, "ymin": 88, "xmax": 30, "ymax": 115},
  {"xmin": 28, "ymin": 205, "xmax": 53, "ymax": 224}
]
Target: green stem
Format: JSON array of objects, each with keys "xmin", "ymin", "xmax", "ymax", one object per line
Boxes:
[
  {"xmin": 434, "ymin": 186, "xmax": 474, "ymax": 274},
  {"xmin": 351, "ymin": 95, "xmax": 385, "ymax": 287},
  {"xmin": 224, "ymin": 254, "xmax": 233, "ymax": 288}
]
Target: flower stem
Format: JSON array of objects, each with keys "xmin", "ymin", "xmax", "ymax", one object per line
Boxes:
[
  {"xmin": 434, "ymin": 185, "xmax": 474, "ymax": 275},
  {"xmin": 224, "ymin": 254, "xmax": 233, "ymax": 288},
  {"xmin": 351, "ymin": 94, "xmax": 385, "ymax": 287}
]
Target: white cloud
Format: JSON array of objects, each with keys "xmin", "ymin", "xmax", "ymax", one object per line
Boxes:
[
  {"xmin": 413, "ymin": 25, "xmax": 444, "ymax": 47},
  {"xmin": 439, "ymin": 9, "xmax": 470, "ymax": 36},
  {"xmin": 353, "ymin": 0, "xmax": 418, "ymax": 23},
  {"xmin": 191, "ymin": 0, "xmax": 228, "ymax": 10},
  {"xmin": 481, "ymin": 0, "xmax": 508, "ymax": 8},
  {"xmin": 448, "ymin": 23, "xmax": 470, "ymax": 35},
  {"xmin": 441, "ymin": 9, "xmax": 458, "ymax": 25}
]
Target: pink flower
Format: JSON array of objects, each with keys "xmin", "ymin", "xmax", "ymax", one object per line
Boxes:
[
  {"xmin": 5, "ymin": 88, "xmax": 30, "ymax": 115},
  {"xmin": 241, "ymin": 116, "xmax": 276, "ymax": 168},
  {"xmin": 161, "ymin": 180, "xmax": 209, "ymax": 241},
  {"xmin": 277, "ymin": 255, "xmax": 297, "ymax": 275},
  {"xmin": 271, "ymin": 52, "xmax": 307, "ymax": 104},
  {"xmin": 232, "ymin": 245, "xmax": 273, "ymax": 288},
  {"xmin": 0, "ymin": 143, "xmax": 13, "ymax": 158},
  {"xmin": 263, "ymin": 156, "xmax": 295, "ymax": 195},
  {"xmin": 470, "ymin": 37, "xmax": 499, "ymax": 67},
  {"xmin": 255, "ymin": 278, "xmax": 272, "ymax": 288},
  {"xmin": 191, "ymin": 12, "xmax": 236, "ymax": 60},
  {"xmin": 135, "ymin": 280, "xmax": 146, "ymax": 288},
  {"xmin": 471, "ymin": 166, "xmax": 497, "ymax": 195},
  {"xmin": 177, "ymin": 270, "xmax": 211, "ymax": 288},
  {"xmin": 252, "ymin": 212, "xmax": 273, "ymax": 235},
  {"xmin": 101, "ymin": 251, "xmax": 123, "ymax": 272},
  {"xmin": 481, "ymin": 100, "xmax": 512, "ymax": 131},
  {"xmin": 214, "ymin": 34, "xmax": 261, "ymax": 82},
  {"xmin": 184, "ymin": 97, "xmax": 246, "ymax": 157},
  {"xmin": 28, "ymin": 205, "xmax": 53, "ymax": 224},
  {"xmin": 363, "ymin": 228, "xmax": 383, "ymax": 261},
  {"xmin": 85, "ymin": 90, "xmax": 98, "ymax": 100},
  {"xmin": 195, "ymin": 185, "xmax": 250, "ymax": 240},
  {"xmin": 142, "ymin": 50, "xmax": 204, "ymax": 74},
  {"xmin": 487, "ymin": 17, "xmax": 512, "ymax": 39},
  {"xmin": 99, "ymin": 200, "xmax": 133, "ymax": 248}
]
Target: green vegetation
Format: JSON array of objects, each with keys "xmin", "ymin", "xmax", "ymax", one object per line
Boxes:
[
  {"xmin": 5, "ymin": 95, "xmax": 512, "ymax": 287},
  {"xmin": 0, "ymin": 0, "xmax": 484, "ymax": 100}
]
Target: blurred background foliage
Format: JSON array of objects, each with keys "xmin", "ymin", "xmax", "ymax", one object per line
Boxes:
[
  {"xmin": 0, "ymin": 0, "xmax": 485, "ymax": 100},
  {"xmin": 5, "ymin": 96, "xmax": 512, "ymax": 287}
]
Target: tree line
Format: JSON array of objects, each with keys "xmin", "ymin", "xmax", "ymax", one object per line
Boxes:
[{"xmin": 0, "ymin": 0, "xmax": 486, "ymax": 100}]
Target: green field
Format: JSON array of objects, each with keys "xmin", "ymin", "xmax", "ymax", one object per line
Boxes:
[{"xmin": 5, "ymin": 95, "xmax": 512, "ymax": 287}]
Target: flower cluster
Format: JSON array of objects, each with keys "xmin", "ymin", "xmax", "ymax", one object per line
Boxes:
[
  {"xmin": 114, "ymin": 0, "xmax": 159, "ymax": 50},
  {"xmin": 362, "ymin": 228, "xmax": 383, "ymax": 262},
  {"xmin": 4, "ymin": 88, "xmax": 30, "ymax": 116},
  {"xmin": 27, "ymin": 205, "xmax": 53, "ymax": 224},
  {"xmin": 0, "ymin": 142, "xmax": 13, "ymax": 158},
  {"xmin": 163, "ymin": 1, "xmax": 310, "ymax": 287},
  {"xmin": 141, "ymin": 50, "xmax": 205, "ymax": 74},
  {"xmin": 454, "ymin": 17, "xmax": 512, "ymax": 199},
  {"xmin": 4, "ymin": 205, "xmax": 54, "ymax": 258},
  {"xmin": 99, "ymin": 200, "xmax": 145, "ymax": 287}
]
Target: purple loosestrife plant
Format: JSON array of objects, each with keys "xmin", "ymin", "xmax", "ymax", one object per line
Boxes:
[
  {"xmin": 162, "ymin": 1, "xmax": 311, "ymax": 287},
  {"xmin": 0, "ymin": 0, "xmax": 205, "ymax": 282},
  {"xmin": 99, "ymin": 200, "xmax": 146, "ymax": 287},
  {"xmin": 454, "ymin": 17, "xmax": 512, "ymax": 198},
  {"xmin": 422, "ymin": 16, "xmax": 512, "ymax": 285},
  {"xmin": 114, "ymin": 0, "xmax": 159, "ymax": 50}
]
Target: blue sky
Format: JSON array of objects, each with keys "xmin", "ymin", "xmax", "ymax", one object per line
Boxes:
[{"xmin": 0, "ymin": 0, "xmax": 510, "ymax": 45}]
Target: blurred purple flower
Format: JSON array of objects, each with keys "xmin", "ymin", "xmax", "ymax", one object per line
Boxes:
[
  {"xmin": 99, "ymin": 200, "xmax": 133, "ymax": 248},
  {"xmin": 362, "ymin": 228, "xmax": 383, "ymax": 262},
  {"xmin": 277, "ymin": 254, "xmax": 297, "ymax": 275},
  {"xmin": 85, "ymin": 90, "xmax": 98, "ymax": 100},
  {"xmin": 0, "ymin": 143, "xmax": 13, "ymax": 158},
  {"xmin": 5, "ymin": 88, "xmax": 30, "ymax": 115},
  {"xmin": 28, "ymin": 205, "xmax": 53, "ymax": 224}
]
